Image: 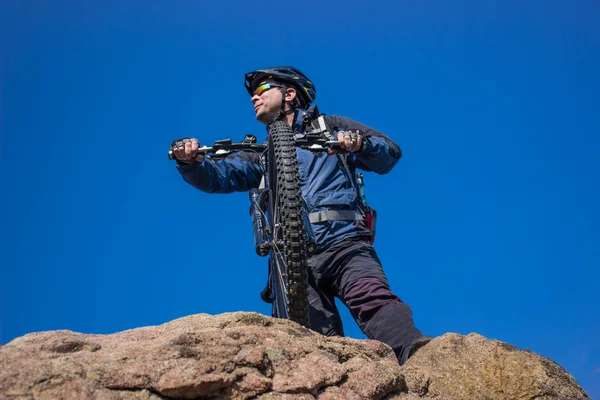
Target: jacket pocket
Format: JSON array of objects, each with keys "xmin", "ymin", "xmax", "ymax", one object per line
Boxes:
[{"xmin": 307, "ymin": 188, "xmax": 357, "ymax": 212}]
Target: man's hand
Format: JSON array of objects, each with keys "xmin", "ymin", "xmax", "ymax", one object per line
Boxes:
[
  {"xmin": 328, "ymin": 130, "xmax": 364, "ymax": 155},
  {"xmin": 171, "ymin": 138, "xmax": 205, "ymax": 163}
]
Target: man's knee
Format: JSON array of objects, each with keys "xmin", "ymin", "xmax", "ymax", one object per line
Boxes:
[{"xmin": 342, "ymin": 276, "xmax": 401, "ymax": 328}]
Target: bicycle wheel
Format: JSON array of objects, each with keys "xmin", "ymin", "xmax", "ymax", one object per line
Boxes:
[{"xmin": 266, "ymin": 120, "xmax": 310, "ymax": 328}]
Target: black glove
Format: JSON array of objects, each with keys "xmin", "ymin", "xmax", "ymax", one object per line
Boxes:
[{"xmin": 169, "ymin": 137, "xmax": 203, "ymax": 164}]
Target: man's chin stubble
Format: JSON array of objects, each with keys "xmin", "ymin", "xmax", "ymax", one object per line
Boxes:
[{"xmin": 256, "ymin": 111, "xmax": 274, "ymax": 124}]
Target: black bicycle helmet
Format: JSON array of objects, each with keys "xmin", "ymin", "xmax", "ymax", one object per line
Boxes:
[{"xmin": 244, "ymin": 66, "xmax": 316, "ymax": 109}]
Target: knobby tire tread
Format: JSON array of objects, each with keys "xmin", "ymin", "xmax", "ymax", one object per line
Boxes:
[{"xmin": 268, "ymin": 120, "xmax": 310, "ymax": 328}]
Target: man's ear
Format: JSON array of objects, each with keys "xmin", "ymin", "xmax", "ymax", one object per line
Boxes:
[{"xmin": 285, "ymin": 87, "xmax": 297, "ymax": 102}]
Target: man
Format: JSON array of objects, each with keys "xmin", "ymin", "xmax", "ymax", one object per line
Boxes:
[{"xmin": 171, "ymin": 66, "xmax": 431, "ymax": 365}]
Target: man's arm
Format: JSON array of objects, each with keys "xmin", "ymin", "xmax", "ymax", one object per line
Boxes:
[
  {"xmin": 326, "ymin": 115, "xmax": 402, "ymax": 174},
  {"xmin": 176, "ymin": 150, "xmax": 263, "ymax": 193}
]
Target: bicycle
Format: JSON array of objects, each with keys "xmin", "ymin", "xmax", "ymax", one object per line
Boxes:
[{"xmin": 168, "ymin": 119, "xmax": 362, "ymax": 328}]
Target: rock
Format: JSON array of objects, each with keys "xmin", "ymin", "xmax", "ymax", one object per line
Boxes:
[
  {"xmin": 398, "ymin": 333, "xmax": 591, "ymax": 400},
  {"xmin": 0, "ymin": 312, "xmax": 590, "ymax": 400}
]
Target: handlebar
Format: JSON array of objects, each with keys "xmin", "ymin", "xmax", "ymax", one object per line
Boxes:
[
  {"xmin": 168, "ymin": 130, "xmax": 365, "ymax": 160},
  {"xmin": 167, "ymin": 140, "xmax": 267, "ymax": 160}
]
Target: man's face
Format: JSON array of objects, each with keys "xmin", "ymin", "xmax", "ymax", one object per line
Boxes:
[{"xmin": 250, "ymin": 80, "xmax": 285, "ymax": 124}]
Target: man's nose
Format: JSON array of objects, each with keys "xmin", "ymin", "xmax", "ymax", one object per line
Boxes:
[{"xmin": 251, "ymin": 94, "xmax": 260, "ymax": 104}]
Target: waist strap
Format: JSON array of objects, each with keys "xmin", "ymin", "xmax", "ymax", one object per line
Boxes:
[{"xmin": 308, "ymin": 210, "xmax": 363, "ymax": 223}]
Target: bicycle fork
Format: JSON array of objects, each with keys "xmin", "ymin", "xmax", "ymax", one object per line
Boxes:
[
  {"xmin": 249, "ymin": 188, "xmax": 271, "ymax": 256},
  {"xmin": 249, "ymin": 188, "xmax": 316, "ymax": 257}
]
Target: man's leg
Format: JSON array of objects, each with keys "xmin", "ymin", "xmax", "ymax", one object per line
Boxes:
[
  {"xmin": 306, "ymin": 271, "xmax": 344, "ymax": 337},
  {"xmin": 333, "ymin": 239, "xmax": 428, "ymax": 364}
]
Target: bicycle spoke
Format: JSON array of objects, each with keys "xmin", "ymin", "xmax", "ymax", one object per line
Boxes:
[{"xmin": 271, "ymin": 224, "xmax": 289, "ymax": 286}]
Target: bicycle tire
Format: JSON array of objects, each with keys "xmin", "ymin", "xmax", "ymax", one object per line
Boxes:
[{"xmin": 266, "ymin": 120, "xmax": 310, "ymax": 328}]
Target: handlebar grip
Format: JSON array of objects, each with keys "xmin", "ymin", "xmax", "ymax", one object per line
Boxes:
[
  {"xmin": 326, "ymin": 140, "xmax": 366, "ymax": 153},
  {"xmin": 168, "ymin": 146, "xmax": 210, "ymax": 161}
]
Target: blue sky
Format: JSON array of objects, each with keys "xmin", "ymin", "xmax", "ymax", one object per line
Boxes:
[{"xmin": 1, "ymin": 0, "xmax": 599, "ymax": 397}]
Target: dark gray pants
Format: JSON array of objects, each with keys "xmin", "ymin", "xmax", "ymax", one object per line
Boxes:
[{"xmin": 307, "ymin": 237, "xmax": 424, "ymax": 363}]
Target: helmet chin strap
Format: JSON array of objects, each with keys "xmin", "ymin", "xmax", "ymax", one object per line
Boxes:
[{"xmin": 273, "ymin": 87, "xmax": 296, "ymax": 123}]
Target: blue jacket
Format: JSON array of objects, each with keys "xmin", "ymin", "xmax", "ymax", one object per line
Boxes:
[{"xmin": 176, "ymin": 113, "xmax": 402, "ymax": 251}]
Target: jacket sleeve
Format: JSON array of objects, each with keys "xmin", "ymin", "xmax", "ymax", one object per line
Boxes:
[
  {"xmin": 325, "ymin": 115, "xmax": 402, "ymax": 174},
  {"xmin": 175, "ymin": 150, "xmax": 263, "ymax": 193}
]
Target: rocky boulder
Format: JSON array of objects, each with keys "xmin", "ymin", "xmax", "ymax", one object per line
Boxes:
[{"xmin": 0, "ymin": 312, "xmax": 590, "ymax": 399}]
